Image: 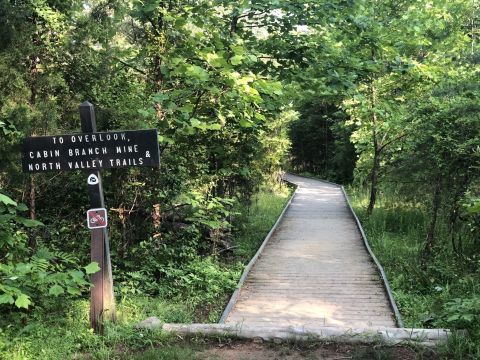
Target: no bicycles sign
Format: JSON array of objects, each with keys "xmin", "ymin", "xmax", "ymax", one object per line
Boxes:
[{"xmin": 87, "ymin": 208, "xmax": 108, "ymax": 229}]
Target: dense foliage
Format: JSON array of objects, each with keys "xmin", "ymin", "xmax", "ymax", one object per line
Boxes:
[
  {"xmin": 0, "ymin": 0, "xmax": 295, "ymax": 312},
  {"xmin": 0, "ymin": 0, "xmax": 479, "ymax": 358},
  {"xmin": 287, "ymin": 0, "xmax": 480, "ymax": 354}
]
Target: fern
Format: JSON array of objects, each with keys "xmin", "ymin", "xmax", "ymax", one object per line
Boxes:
[{"xmin": 30, "ymin": 257, "xmax": 49, "ymax": 273}]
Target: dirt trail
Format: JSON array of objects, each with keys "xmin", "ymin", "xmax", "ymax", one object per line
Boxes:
[{"xmin": 197, "ymin": 342, "xmax": 434, "ymax": 360}]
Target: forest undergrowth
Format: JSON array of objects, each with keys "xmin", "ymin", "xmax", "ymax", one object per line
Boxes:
[
  {"xmin": 0, "ymin": 187, "xmax": 292, "ymax": 360},
  {"xmin": 349, "ymin": 188, "xmax": 480, "ymax": 359}
]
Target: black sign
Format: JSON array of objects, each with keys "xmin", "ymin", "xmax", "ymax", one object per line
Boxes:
[{"xmin": 22, "ymin": 129, "xmax": 160, "ymax": 173}]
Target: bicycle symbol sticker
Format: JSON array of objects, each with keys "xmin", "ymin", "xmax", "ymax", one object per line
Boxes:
[{"xmin": 87, "ymin": 208, "xmax": 108, "ymax": 229}]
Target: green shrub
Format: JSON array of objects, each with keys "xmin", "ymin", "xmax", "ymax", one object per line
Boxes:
[{"xmin": 0, "ymin": 193, "xmax": 96, "ymax": 311}]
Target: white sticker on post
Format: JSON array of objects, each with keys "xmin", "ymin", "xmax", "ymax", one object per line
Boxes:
[{"xmin": 87, "ymin": 174, "xmax": 99, "ymax": 185}]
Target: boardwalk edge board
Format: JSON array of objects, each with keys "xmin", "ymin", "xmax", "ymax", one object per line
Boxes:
[
  {"xmin": 136, "ymin": 321, "xmax": 449, "ymax": 346},
  {"xmin": 219, "ymin": 178, "xmax": 298, "ymax": 324},
  {"xmin": 339, "ymin": 185, "xmax": 405, "ymax": 328}
]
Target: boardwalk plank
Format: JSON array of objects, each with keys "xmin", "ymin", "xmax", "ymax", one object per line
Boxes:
[{"xmin": 224, "ymin": 174, "xmax": 396, "ymax": 329}]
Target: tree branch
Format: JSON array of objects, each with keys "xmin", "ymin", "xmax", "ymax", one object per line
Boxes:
[
  {"xmin": 115, "ymin": 57, "xmax": 148, "ymax": 76},
  {"xmin": 189, "ymin": 89, "xmax": 208, "ymax": 120},
  {"xmin": 378, "ymin": 131, "xmax": 409, "ymax": 153}
]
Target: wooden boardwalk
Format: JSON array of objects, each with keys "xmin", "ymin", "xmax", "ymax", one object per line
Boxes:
[{"xmin": 223, "ymin": 174, "xmax": 397, "ymax": 329}]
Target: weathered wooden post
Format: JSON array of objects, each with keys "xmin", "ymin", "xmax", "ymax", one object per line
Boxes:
[
  {"xmin": 21, "ymin": 101, "xmax": 161, "ymax": 334},
  {"xmin": 80, "ymin": 101, "xmax": 116, "ymax": 332}
]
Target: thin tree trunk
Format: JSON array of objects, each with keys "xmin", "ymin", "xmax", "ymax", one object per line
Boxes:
[
  {"xmin": 27, "ymin": 22, "xmax": 39, "ymax": 250},
  {"xmin": 448, "ymin": 176, "xmax": 469, "ymax": 254},
  {"xmin": 230, "ymin": 12, "xmax": 239, "ymax": 34},
  {"xmin": 367, "ymin": 147, "xmax": 380, "ymax": 216},
  {"xmin": 424, "ymin": 179, "xmax": 442, "ymax": 255},
  {"xmin": 28, "ymin": 25, "xmax": 39, "ymax": 221},
  {"xmin": 448, "ymin": 194, "xmax": 461, "ymax": 254},
  {"xmin": 29, "ymin": 55, "xmax": 38, "ymax": 221},
  {"xmin": 367, "ymin": 83, "xmax": 379, "ymax": 216}
]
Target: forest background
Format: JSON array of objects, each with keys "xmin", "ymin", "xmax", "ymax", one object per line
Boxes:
[{"xmin": 0, "ymin": 0, "xmax": 479, "ymax": 359}]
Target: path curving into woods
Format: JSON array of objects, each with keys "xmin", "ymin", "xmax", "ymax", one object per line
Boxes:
[{"xmin": 222, "ymin": 174, "xmax": 397, "ymax": 329}]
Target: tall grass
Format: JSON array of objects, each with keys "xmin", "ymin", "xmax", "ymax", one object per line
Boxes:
[
  {"xmin": 232, "ymin": 183, "xmax": 293, "ymax": 262},
  {"xmin": 347, "ymin": 187, "xmax": 480, "ymax": 358}
]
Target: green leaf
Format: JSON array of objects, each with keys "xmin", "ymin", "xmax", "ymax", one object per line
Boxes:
[
  {"xmin": 207, "ymin": 123, "xmax": 222, "ymax": 130},
  {"xmin": 254, "ymin": 112, "xmax": 266, "ymax": 121},
  {"xmin": 48, "ymin": 284, "xmax": 64, "ymax": 296},
  {"xmin": 66, "ymin": 286, "xmax": 81, "ymax": 295},
  {"xmin": 461, "ymin": 314, "xmax": 474, "ymax": 322},
  {"xmin": 230, "ymin": 55, "xmax": 243, "ymax": 65},
  {"xmin": 185, "ymin": 65, "xmax": 209, "ymax": 82},
  {"xmin": 69, "ymin": 270, "xmax": 84, "ymax": 281},
  {"xmin": 447, "ymin": 314, "xmax": 460, "ymax": 322},
  {"xmin": 17, "ymin": 218, "xmax": 43, "ymax": 228},
  {"xmin": 205, "ymin": 53, "xmax": 227, "ymax": 68},
  {"xmin": 16, "ymin": 203, "xmax": 28, "ymax": 211},
  {"xmin": 84, "ymin": 262, "xmax": 100, "ymax": 275},
  {"xmin": 466, "ymin": 201, "xmax": 480, "ymax": 214},
  {"xmin": 0, "ymin": 194, "xmax": 16, "ymax": 207},
  {"xmin": 179, "ymin": 104, "xmax": 194, "ymax": 114},
  {"xmin": 15, "ymin": 294, "xmax": 31, "ymax": 309},
  {"xmin": 239, "ymin": 119, "xmax": 253, "ymax": 127},
  {"xmin": 190, "ymin": 118, "xmax": 202, "ymax": 128},
  {"xmin": 0, "ymin": 294, "xmax": 15, "ymax": 304},
  {"xmin": 230, "ymin": 45, "xmax": 245, "ymax": 56}
]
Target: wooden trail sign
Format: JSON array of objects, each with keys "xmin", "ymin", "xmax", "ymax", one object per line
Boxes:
[
  {"xmin": 21, "ymin": 101, "xmax": 160, "ymax": 333},
  {"xmin": 22, "ymin": 129, "xmax": 160, "ymax": 172}
]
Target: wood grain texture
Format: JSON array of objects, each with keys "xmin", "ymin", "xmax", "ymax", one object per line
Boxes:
[{"xmin": 224, "ymin": 174, "xmax": 396, "ymax": 329}]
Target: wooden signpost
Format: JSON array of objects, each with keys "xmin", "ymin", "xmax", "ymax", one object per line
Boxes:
[{"xmin": 21, "ymin": 101, "xmax": 160, "ymax": 332}]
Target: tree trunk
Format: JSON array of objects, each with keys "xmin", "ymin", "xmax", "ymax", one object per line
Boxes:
[
  {"xmin": 28, "ymin": 27, "xmax": 39, "ymax": 222},
  {"xmin": 448, "ymin": 196, "xmax": 461, "ymax": 254},
  {"xmin": 449, "ymin": 175, "xmax": 470, "ymax": 252},
  {"xmin": 367, "ymin": 82, "xmax": 379, "ymax": 216},
  {"xmin": 367, "ymin": 147, "xmax": 380, "ymax": 216},
  {"xmin": 424, "ymin": 179, "xmax": 442, "ymax": 255},
  {"xmin": 230, "ymin": 13, "xmax": 239, "ymax": 34}
]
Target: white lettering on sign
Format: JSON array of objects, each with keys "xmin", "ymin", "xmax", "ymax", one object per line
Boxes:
[
  {"xmin": 108, "ymin": 158, "xmax": 144, "ymax": 167},
  {"xmin": 115, "ymin": 145, "xmax": 138, "ymax": 154},
  {"xmin": 22, "ymin": 129, "xmax": 159, "ymax": 172},
  {"xmin": 29, "ymin": 150, "xmax": 60, "ymax": 159},
  {"xmin": 67, "ymin": 160, "xmax": 104, "ymax": 169},
  {"xmin": 67, "ymin": 147, "xmax": 107, "ymax": 156},
  {"xmin": 28, "ymin": 162, "xmax": 61, "ymax": 171},
  {"xmin": 67, "ymin": 133, "xmax": 127, "ymax": 144}
]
